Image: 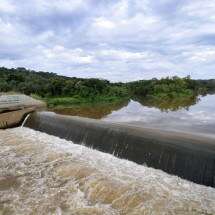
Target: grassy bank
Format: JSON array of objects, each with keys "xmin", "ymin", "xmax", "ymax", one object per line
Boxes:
[
  {"xmin": 31, "ymin": 94, "xmax": 129, "ymax": 108},
  {"xmin": 46, "ymin": 95, "xmax": 129, "ymax": 108}
]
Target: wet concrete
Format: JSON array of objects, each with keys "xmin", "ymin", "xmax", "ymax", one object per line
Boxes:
[
  {"xmin": 0, "ymin": 94, "xmax": 45, "ymax": 113},
  {"xmin": 0, "ymin": 94, "xmax": 46, "ymax": 129},
  {"xmin": 25, "ymin": 111, "xmax": 215, "ymax": 187},
  {"xmin": 0, "ymin": 108, "xmax": 35, "ymax": 129}
]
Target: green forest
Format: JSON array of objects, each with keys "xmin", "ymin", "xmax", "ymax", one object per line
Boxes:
[{"xmin": 0, "ymin": 67, "xmax": 215, "ymax": 108}]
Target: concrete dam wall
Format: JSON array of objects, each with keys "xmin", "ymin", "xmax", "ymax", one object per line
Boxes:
[
  {"xmin": 24, "ymin": 111, "xmax": 215, "ymax": 187},
  {"xmin": 0, "ymin": 94, "xmax": 46, "ymax": 128}
]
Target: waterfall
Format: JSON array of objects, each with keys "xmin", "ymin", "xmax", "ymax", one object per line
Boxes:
[
  {"xmin": 24, "ymin": 111, "xmax": 215, "ymax": 187},
  {"xmin": 21, "ymin": 113, "xmax": 31, "ymax": 127}
]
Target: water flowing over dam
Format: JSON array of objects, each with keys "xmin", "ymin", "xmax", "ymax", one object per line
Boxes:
[
  {"xmin": 0, "ymin": 127, "xmax": 215, "ymax": 215},
  {"xmin": 24, "ymin": 111, "xmax": 215, "ymax": 188}
]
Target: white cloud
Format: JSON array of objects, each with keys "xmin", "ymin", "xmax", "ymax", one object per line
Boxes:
[
  {"xmin": 0, "ymin": 19, "xmax": 13, "ymax": 34},
  {"xmin": 90, "ymin": 0, "xmax": 158, "ymax": 39},
  {"xmin": 93, "ymin": 17, "xmax": 116, "ymax": 29},
  {"xmin": 0, "ymin": 18, "xmax": 28, "ymax": 47},
  {"xmin": 181, "ymin": 1, "xmax": 215, "ymax": 21},
  {"xmin": 0, "ymin": 0, "xmax": 215, "ymax": 81},
  {"xmin": 0, "ymin": 0, "xmax": 15, "ymax": 13},
  {"xmin": 29, "ymin": 0, "xmax": 87, "ymax": 14},
  {"xmin": 42, "ymin": 45, "xmax": 94, "ymax": 64},
  {"xmin": 186, "ymin": 47, "xmax": 215, "ymax": 63},
  {"xmin": 98, "ymin": 49, "xmax": 152, "ymax": 61}
]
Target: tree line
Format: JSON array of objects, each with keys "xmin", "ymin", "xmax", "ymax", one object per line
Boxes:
[
  {"xmin": 0, "ymin": 67, "xmax": 128, "ymax": 99},
  {"xmin": 0, "ymin": 67, "xmax": 214, "ymax": 106},
  {"xmin": 127, "ymin": 76, "xmax": 213, "ymax": 99}
]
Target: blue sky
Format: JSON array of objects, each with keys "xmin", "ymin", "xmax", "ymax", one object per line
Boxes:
[{"xmin": 0, "ymin": 0, "xmax": 215, "ymax": 81}]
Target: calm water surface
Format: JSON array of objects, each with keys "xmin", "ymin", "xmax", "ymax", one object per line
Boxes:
[
  {"xmin": 52, "ymin": 94, "xmax": 215, "ymax": 137},
  {"xmin": 104, "ymin": 94, "xmax": 215, "ymax": 136}
]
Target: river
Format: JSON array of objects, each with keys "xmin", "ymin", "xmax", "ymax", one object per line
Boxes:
[{"xmin": 52, "ymin": 94, "xmax": 215, "ymax": 137}]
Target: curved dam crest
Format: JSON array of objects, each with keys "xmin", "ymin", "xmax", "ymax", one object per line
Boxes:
[{"xmin": 24, "ymin": 111, "xmax": 215, "ymax": 187}]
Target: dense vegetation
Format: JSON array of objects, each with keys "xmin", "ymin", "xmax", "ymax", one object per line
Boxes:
[
  {"xmin": 0, "ymin": 67, "xmax": 129, "ymax": 107},
  {"xmin": 126, "ymin": 76, "xmax": 213, "ymax": 111},
  {"xmin": 128, "ymin": 76, "xmax": 209, "ymax": 100},
  {"xmin": 0, "ymin": 67, "xmax": 214, "ymax": 108}
]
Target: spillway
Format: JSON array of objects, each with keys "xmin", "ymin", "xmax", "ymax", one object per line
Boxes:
[
  {"xmin": 24, "ymin": 111, "xmax": 215, "ymax": 188},
  {"xmin": 0, "ymin": 127, "xmax": 215, "ymax": 215},
  {"xmin": 0, "ymin": 94, "xmax": 46, "ymax": 128}
]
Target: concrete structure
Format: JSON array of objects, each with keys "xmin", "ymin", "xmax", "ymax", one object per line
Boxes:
[
  {"xmin": 0, "ymin": 94, "xmax": 45, "ymax": 112},
  {"xmin": 0, "ymin": 94, "xmax": 45, "ymax": 128},
  {"xmin": 25, "ymin": 111, "xmax": 215, "ymax": 187}
]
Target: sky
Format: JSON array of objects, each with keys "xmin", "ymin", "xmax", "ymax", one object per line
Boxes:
[{"xmin": 0, "ymin": 0, "xmax": 215, "ymax": 82}]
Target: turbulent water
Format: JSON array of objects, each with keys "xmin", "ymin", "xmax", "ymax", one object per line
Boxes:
[{"xmin": 0, "ymin": 128, "xmax": 215, "ymax": 215}]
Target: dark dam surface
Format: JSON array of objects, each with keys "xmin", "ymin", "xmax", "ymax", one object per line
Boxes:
[{"xmin": 24, "ymin": 111, "xmax": 215, "ymax": 188}]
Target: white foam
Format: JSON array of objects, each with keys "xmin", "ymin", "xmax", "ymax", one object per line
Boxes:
[{"xmin": 0, "ymin": 127, "xmax": 214, "ymax": 215}]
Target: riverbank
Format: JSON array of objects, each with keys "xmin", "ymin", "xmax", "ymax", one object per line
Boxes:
[
  {"xmin": 44, "ymin": 95, "xmax": 129, "ymax": 108},
  {"xmin": 33, "ymin": 94, "xmax": 200, "ymax": 114}
]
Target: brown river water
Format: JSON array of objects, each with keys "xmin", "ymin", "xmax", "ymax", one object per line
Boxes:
[{"xmin": 0, "ymin": 127, "xmax": 215, "ymax": 215}]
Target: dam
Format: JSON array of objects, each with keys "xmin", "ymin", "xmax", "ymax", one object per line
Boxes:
[
  {"xmin": 24, "ymin": 111, "xmax": 215, "ymax": 188},
  {"xmin": 0, "ymin": 94, "xmax": 215, "ymax": 214},
  {"xmin": 0, "ymin": 94, "xmax": 45, "ymax": 128}
]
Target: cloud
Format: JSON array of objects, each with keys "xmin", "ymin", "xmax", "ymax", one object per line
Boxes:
[
  {"xmin": 188, "ymin": 48, "xmax": 215, "ymax": 63},
  {"xmin": 0, "ymin": 0, "xmax": 15, "ymax": 13},
  {"xmin": 0, "ymin": 0, "xmax": 215, "ymax": 81},
  {"xmin": 181, "ymin": 0, "xmax": 215, "ymax": 21},
  {"xmin": 98, "ymin": 49, "xmax": 152, "ymax": 61},
  {"xmin": 93, "ymin": 17, "xmax": 116, "ymax": 29},
  {"xmin": 42, "ymin": 45, "xmax": 94, "ymax": 64}
]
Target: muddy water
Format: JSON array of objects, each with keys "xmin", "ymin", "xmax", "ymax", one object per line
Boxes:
[
  {"xmin": 0, "ymin": 128, "xmax": 215, "ymax": 215},
  {"xmin": 50, "ymin": 100, "xmax": 129, "ymax": 119}
]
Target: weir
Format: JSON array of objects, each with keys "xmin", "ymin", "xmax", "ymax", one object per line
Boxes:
[
  {"xmin": 24, "ymin": 111, "xmax": 215, "ymax": 187},
  {"xmin": 0, "ymin": 94, "xmax": 46, "ymax": 128}
]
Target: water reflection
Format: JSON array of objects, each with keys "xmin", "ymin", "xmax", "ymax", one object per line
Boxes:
[
  {"xmin": 134, "ymin": 95, "xmax": 200, "ymax": 112},
  {"xmin": 50, "ymin": 94, "xmax": 215, "ymax": 136},
  {"xmin": 50, "ymin": 99, "xmax": 129, "ymax": 119},
  {"xmin": 103, "ymin": 94, "xmax": 215, "ymax": 137}
]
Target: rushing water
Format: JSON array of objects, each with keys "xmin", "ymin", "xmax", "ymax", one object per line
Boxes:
[{"xmin": 0, "ymin": 127, "xmax": 215, "ymax": 215}]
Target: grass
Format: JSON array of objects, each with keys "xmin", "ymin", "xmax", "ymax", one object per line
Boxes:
[{"xmin": 31, "ymin": 94, "xmax": 129, "ymax": 108}]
